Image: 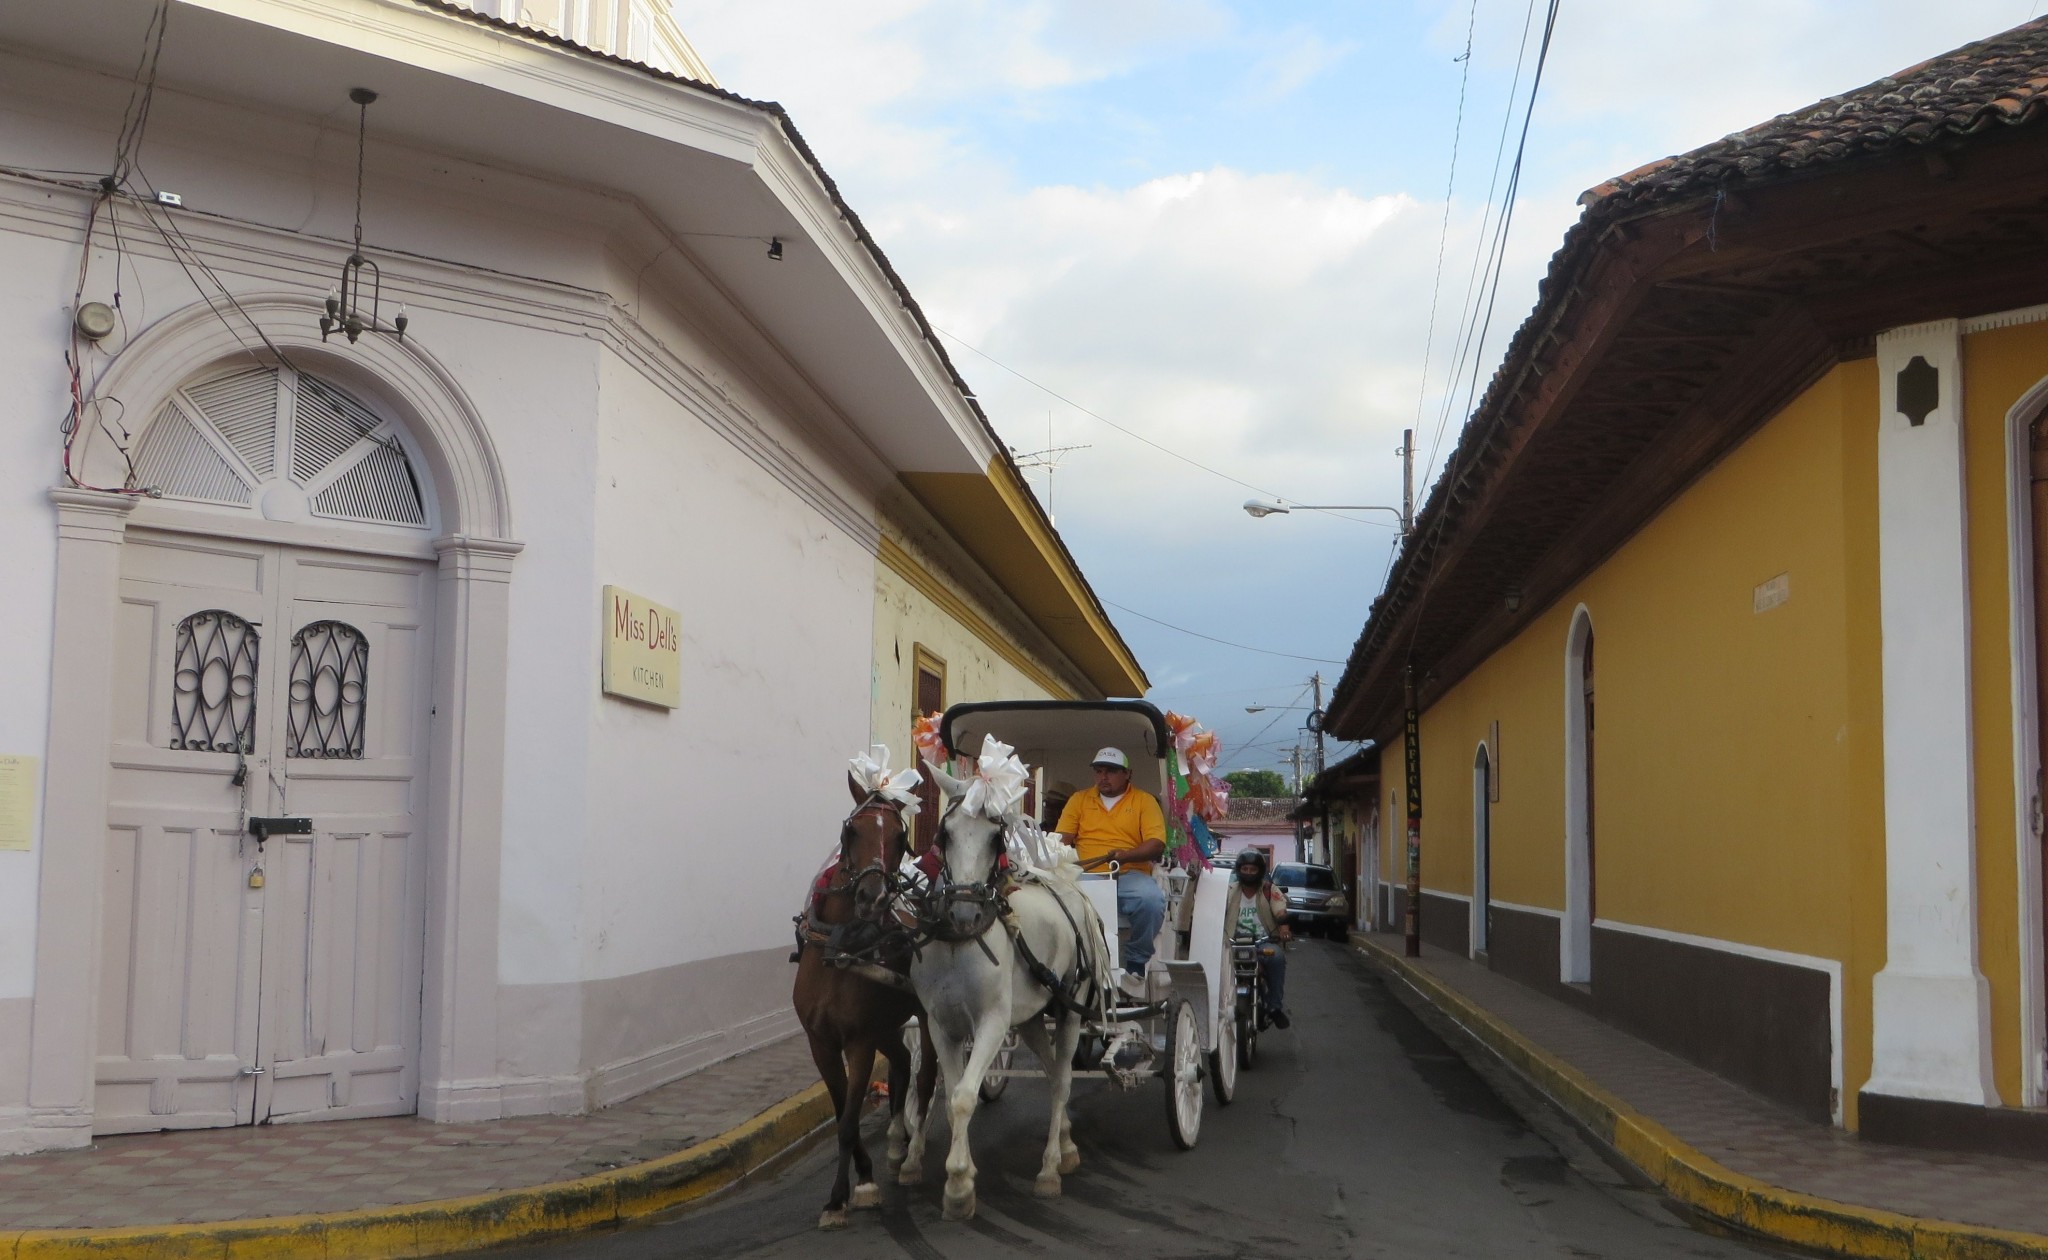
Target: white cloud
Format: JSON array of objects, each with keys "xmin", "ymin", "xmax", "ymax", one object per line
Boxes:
[
  {"xmin": 1239, "ymin": 27, "xmax": 1357, "ymax": 103},
  {"xmin": 667, "ymin": 0, "xmax": 2044, "ymax": 763}
]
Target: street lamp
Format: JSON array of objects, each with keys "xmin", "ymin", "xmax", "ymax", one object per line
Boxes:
[
  {"xmin": 1242, "ymin": 426, "xmax": 1416, "ymax": 534},
  {"xmin": 1243, "ymin": 499, "xmax": 1407, "ymax": 531},
  {"xmin": 1244, "ymin": 703, "xmax": 1308, "ymax": 714}
]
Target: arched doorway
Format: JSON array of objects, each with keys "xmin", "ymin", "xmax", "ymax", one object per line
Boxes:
[
  {"xmin": 1564, "ymin": 607, "xmax": 1595, "ymax": 984},
  {"xmin": 96, "ymin": 362, "xmax": 438, "ymax": 1131},
  {"xmin": 1473, "ymin": 742, "xmax": 1492, "ymax": 957},
  {"xmin": 31, "ymin": 296, "xmax": 521, "ymax": 1141}
]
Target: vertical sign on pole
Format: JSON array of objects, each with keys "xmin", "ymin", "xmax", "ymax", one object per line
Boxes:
[{"xmin": 1404, "ymin": 666, "xmax": 1423, "ymax": 958}]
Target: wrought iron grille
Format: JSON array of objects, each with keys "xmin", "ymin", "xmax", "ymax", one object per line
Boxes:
[
  {"xmin": 170, "ymin": 610, "xmax": 260, "ymax": 752},
  {"xmin": 287, "ymin": 620, "xmax": 369, "ymax": 759}
]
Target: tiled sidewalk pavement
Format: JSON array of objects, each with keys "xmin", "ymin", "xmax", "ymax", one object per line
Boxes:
[
  {"xmin": 1372, "ymin": 935, "xmax": 2048, "ymax": 1238},
  {"xmin": 0, "ymin": 1036, "xmax": 820, "ymax": 1229}
]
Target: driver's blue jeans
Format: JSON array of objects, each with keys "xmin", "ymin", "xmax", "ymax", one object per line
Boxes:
[
  {"xmin": 1260, "ymin": 948, "xmax": 1288, "ymax": 1013},
  {"xmin": 1117, "ymin": 872, "xmax": 1166, "ymax": 973}
]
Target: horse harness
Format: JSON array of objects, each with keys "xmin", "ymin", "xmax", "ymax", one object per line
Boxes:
[
  {"xmin": 911, "ymin": 807, "xmax": 1102, "ymax": 1022},
  {"xmin": 792, "ymin": 794, "xmax": 918, "ymax": 993}
]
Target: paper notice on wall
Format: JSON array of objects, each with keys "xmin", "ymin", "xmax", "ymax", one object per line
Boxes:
[{"xmin": 0, "ymin": 755, "xmax": 39, "ymax": 852}]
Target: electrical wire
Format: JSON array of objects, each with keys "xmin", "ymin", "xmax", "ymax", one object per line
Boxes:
[
  {"xmin": 110, "ymin": 0, "xmax": 169, "ymax": 189},
  {"xmin": 128, "ymin": 164, "xmax": 299, "ymax": 371},
  {"xmin": 1420, "ymin": 0, "xmax": 1543, "ymax": 490},
  {"xmin": 932, "ymin": 325, "xmax": 1388, "ymax": 527},
  {"xmin": 1406, "ymin": 0, "xmax": 1480, "ymax": 473},
  {"xmin": 1101, "ymin": 599, "xmax": 1346, "ymax": 664},
  {"xmin": 1402, "ymin": 0, "xmax": 1564, "ymax": 657}
]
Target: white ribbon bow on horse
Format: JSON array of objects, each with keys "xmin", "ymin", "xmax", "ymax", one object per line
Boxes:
[
  {"xmin": 930, "ymin": 734, "xmax": 1031, "ymax": 822},
  {"xmin": 849, "ymin": 744, "xmax": 923, "ymax": 818}
]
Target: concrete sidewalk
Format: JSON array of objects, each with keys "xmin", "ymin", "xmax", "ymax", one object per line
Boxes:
[
  {"xmin": 0, "ymin": 1034, "xmax": 824, "ymax": 1247},
  {"xmin": 1358, "ymin": 934, "xmax": 2048, "ymax": 1259}
]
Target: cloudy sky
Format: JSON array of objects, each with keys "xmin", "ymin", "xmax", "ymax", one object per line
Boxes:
[{"xmin": 674, "ymin": 0, "xmax": 2040, "ymax": 778}]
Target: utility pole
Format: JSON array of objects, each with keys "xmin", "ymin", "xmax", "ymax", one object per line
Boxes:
[
  {"xmin": 1400, "ymin": 428, "xmax": 1415, "ymax": 538},
  {"xmin": 1285, "ymin": 745, "xmax": 1305, "ymax": 795},
  {"xmin": 1403, "ymin": 664, "xmax": 1423, "ymax": 958},
  {"xmin": 1310, "ymin": 670, "xmax": 1331, "ymax": 875}
]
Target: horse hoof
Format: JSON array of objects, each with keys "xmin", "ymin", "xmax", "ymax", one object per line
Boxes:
[
  {"xmin": 942, "ymin": 1189, "xmax": 977, "ymax": 1221},
  {"xmin": 818, "ymin": 1210, "xmax": 848, "ymax": 1230},
  {"xmin": 1058, "ymin": 1149, "xmax": 1081, "ymax": 1175},
  {"xmin": 886, "ymin": 1141, "xmax": 908, "ymax": 1164},
  {"xmin": 1034, "ymin": 1172, "xmax": 1062, "ymax": 1198},
  {"xmin": 896, "ymin": 1165, "xmax": 924, "ymax": 1186},
  {"xmin": 850, "ymin": 1183, "xmax": 882, "ymax": 1210}
]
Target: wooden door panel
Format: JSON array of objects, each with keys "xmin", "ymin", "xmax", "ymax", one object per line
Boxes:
[
  {"xmin": 260, "ymin": 552, "xmax": 429, "ymax": 1122},
  {"xmin": 94, "ymin": 817, "xmax": 258, "ymax": 1132},
  {"xmin": 96, "ymin": 535, "xmax": 274, "ymax": 1134}
]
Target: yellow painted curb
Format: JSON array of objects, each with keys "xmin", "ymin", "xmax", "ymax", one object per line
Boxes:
[
  {"xmin": 0, "ymin": 1081, "xmax": 835, "ymax": 1260},
  {"xmin": 1355, "ymin": 938, "xmax": 2048, "ymax": 1260}
]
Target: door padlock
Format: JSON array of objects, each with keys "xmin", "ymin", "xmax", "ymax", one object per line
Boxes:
[{"xmin": 248, "ymin": 866, "xmax": 266, "ymax": 889}]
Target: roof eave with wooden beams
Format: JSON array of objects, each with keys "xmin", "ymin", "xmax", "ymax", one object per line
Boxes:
[{"xmin": 1326, "ymin": 120, "xmax": 2048, "ymax": 743}]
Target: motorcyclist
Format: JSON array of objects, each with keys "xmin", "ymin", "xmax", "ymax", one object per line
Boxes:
[{"xmin": 1222, "ymin": 850, "xmax": 1291, "ymax": 1029}]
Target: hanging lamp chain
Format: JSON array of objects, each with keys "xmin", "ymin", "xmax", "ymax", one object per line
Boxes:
[{"xmin": 352, "ymin": 94, "xmax": 366, "ymax": 254}]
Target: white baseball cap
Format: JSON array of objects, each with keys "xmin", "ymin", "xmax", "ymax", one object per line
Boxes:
[{"xmin": 1090, "ymin": 747, "xmax": 1130, "ymax": 770}]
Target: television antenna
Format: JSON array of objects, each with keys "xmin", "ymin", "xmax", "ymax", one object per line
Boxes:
[{"xmin": 1010, "ymin": 413, "xmax": 1089, "ymax": 524}]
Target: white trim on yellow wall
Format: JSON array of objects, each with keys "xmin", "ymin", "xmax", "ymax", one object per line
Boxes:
[
  {"xmin": 2001, "ymin": 372, "xmax": 2048, "ymax": 1107},
  {"xmin": 1963, "ymin": 304, "xmax": 2048, "ymax": 335},
  {"xmin": 1488, "ymin": 898, "xmax": 1562, "ymax": 919},
  {"xmin": 1562, "ymin": 605, "xmax": 1595, "ymax": 985},
  {"xmin": 1870, "ymin": 318, "xmax": 2000, "ymax": 1109},
  {"xmin": 1473, "ymin": 741, "xmax": 1493, "ymax": 957},
  {"xmin": 1594, "ymin": 917, "xmax": 1844, "ymax": 1127}
]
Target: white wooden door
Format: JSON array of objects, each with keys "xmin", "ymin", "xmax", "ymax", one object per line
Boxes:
[{"xmin": 97, "ymin": 531, "xmax": 432, "ymax": 1132}]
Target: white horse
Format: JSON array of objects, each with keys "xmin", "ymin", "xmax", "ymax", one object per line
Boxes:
[{"xmin": 903, "ymin": 767, "xmax": 1111, "ymax": 1220}]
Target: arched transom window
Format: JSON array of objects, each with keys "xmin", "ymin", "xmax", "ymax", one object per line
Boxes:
[{"xmin": 132, "ymin": 365, "xmax": 429, "ymax": 529}]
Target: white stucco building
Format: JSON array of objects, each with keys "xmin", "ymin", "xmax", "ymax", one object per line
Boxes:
[{"xmin": 0, "ymin": 0, "xmax": 1144, "ymax": 1154}]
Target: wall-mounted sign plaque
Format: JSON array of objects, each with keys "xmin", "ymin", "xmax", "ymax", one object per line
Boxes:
[
  {"xmin": 601, "ymin": 586, "xmax": 681, "ymax": 709},
  {"xmin": 0, "ymin": 754, "xmax": 38, "ymax": 852}
]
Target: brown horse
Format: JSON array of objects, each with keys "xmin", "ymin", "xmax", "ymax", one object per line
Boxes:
[{"xmin": 792, "ymin": 775, "xmax": 937, "ymax": 1229}]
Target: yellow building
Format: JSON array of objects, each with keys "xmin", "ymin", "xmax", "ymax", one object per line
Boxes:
[
  {"xmin": 870, "ymin": 468, "xmax": 1147, "ymax": 837},
  {"xmin": 1325, "ymin": 19, "xmax": 2048, "ymax": 1153}
]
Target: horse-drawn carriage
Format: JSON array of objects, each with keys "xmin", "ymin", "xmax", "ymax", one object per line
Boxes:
[
  {"xmin": 929, "ymin": 700, "xmax": 1241, "ymax": 1146},
  {"xmin": 794, "ymin": 698, "xmax": 1244, "ymax": 1226}
]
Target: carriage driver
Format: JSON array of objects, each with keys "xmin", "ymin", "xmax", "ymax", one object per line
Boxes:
[{"xmin": 1054, "ymin": 747, "xmax": 1167, "ymax": 998}]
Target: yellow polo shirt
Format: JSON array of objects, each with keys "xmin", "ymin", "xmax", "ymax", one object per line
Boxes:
[{"xmin": 1055, "ymin": 787, "xmax": 1167, "ymax": 874}]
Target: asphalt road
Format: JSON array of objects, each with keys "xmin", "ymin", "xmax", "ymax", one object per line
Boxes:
[{"xmin": 506, "ymin": 942, "xmax": 1785, "ymax": 1259}]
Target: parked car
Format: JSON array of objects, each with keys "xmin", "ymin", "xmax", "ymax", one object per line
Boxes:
[{"xmin": 1272, "ymin": 863, "xmax": 1348, "ymax": 939}]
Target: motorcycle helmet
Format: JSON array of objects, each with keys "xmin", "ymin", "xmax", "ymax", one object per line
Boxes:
[{"xmin": 1231, "ymin": 849, "xmax": 1269, "ymax": 885}]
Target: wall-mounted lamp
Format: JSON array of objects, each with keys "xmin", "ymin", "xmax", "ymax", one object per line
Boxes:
[
  {"xmin": 1504, "ymin": 587, "xmax": 1523, "ymax": 614},
  {"xmin": 766, "ymin": 237, "xmax": 784, "ymax": 261},
  {"xmin": 319, "ymin": 89, "xmax": 408, "ymax": 345}
]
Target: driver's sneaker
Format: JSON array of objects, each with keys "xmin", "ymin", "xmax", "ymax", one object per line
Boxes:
[{"xmin": 1267, "ymin": 1007, "xmax": 1291, "ymax": 1029}]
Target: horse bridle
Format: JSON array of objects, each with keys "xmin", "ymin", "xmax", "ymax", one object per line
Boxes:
[
  {"xmin": 914, "ymin": 801, "xmax": 1011, "ymax": 949},
  {"xmin": 830, "ymin": 793, "xmax": 912, "ymax": 919},
  {"xmin": 793, "ymin": 794, "xmax": 916, "ymax": 973}
]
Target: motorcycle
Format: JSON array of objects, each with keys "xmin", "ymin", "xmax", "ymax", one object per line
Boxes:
[{"xmin": 1229, "ymin": 933, "xmax": 1281, "ymax": 1069}]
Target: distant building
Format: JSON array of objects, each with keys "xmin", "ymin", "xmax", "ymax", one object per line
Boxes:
[
  {"xmin": 1325, "ymin": 18, "xmax": 2048, "ymax": 1152},
  {"xmin": 0, "ymin": 0, "xmax": 1140, "ymax": 1154}
]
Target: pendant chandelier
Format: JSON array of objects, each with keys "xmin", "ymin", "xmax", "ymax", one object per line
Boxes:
[{"xmin": 320, "ymin": 88, "xmax": 407, "ymax": 344}]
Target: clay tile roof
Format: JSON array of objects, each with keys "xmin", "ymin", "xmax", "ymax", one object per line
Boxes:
[
  {"xmin": 1329, "ymin": 14, "xmax": 2048, "ymax": 737},
  {"xmin": 1580, "ymin": 15, "xmax": 2048, "ymax": 208}
]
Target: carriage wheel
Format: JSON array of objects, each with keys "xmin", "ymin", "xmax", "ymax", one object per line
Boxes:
[
  {"xmin": 1210, "ymin": 1009, "xmax": 1238, "ymax": 1106},
  {"xmin": 1163, "ymin": 999, "xmax": 1204, "ymax": 1149},
  {"xmin": 978, "ymin": 1030, "xmax": 1016, "ymax": 1102}
]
